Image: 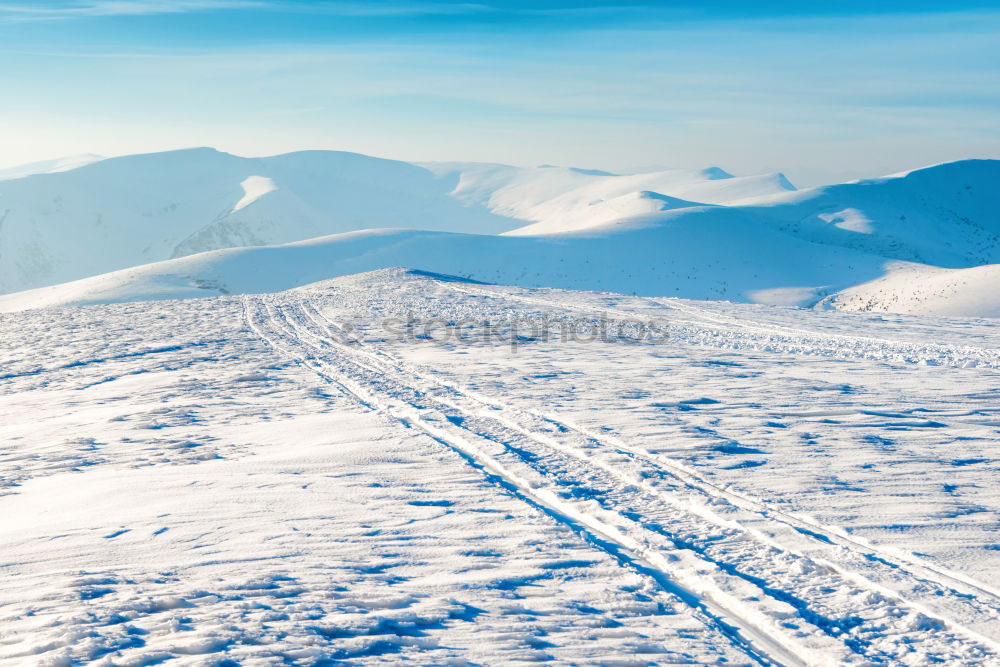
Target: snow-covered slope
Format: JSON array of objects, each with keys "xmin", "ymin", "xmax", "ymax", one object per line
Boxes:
[
  {"xmin": 1, "ymin": 150, "xmax": 997, "ymax": 317},
  {"xmin": 0, "ymin": 153, "xmax": 104, "ymax": 181},
  {"xmin": 4, "ymin": 271, "xmax": 1000, "ymax": 664},
  {"xmin": 0, "ymin": 148, "xmax": 522, "ymax": 294},
  {"xmin": 2, "ymin": 151, "xmax": 793, "ymax": 295},
  {"xmin": 486, "ymin": 159, "xmax": 1000, "ymax": 264},
  {"xmin": 740, "ymin": 160, "xmax": 1000, "ymax": 268},
  {"xmin": 818, "ymin": 262, "xmax": 1000, "ymax": 317},
  {"xmin": 425, "ymin": 161, "xmax": 796, "ymax": 235},
  {"xmin": 0, "ymin": 209, "xmax": 897, "ymax": 313}
]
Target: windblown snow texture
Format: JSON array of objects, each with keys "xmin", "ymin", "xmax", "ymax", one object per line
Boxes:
[{"xmin": 2, "ymin": 270, "xmax": 1000, "ymax": 664}]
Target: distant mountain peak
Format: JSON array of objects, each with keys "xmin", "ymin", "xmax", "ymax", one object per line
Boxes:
[
  {"xmin": 569, "ymin": 167, "xmax": 619, "ymax": 177},
  {"xmin": 774, "ymin": 173, "xmax": 796, "ymax": 191},
  {"xmin": 701, "ymin": 166, "xmax": 734, "ymax": 180}
]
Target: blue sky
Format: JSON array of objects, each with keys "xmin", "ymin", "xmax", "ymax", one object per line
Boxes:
[{"xmin": 1, "ymin": 1, "xmax": 997, "ymax": 184}]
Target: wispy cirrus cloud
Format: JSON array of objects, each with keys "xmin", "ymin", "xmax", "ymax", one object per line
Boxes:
[
  {"xmin": 0, "ymin": 0, "xmax": 265, "ymax": 21},
  {"xmin": 1, "ymin": 2, "xmax": 996, "ymax": 183},
  {"xmin": 0, "ymin": 0, "xmax": 496, "ymax": 22}
]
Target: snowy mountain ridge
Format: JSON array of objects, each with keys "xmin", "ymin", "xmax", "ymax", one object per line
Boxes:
[
  {"xmin": 0, "ymin": 148, "xmax": 522, "ymax": 295},
  {"xmin": 0, "ymin": 153, "xmax": 104, "ymax": 182},
  {"xmin": 0, "ymin": 149, "xmax": 997, "ymax": 317}
]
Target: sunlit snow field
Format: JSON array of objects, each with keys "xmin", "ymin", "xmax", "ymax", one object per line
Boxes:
[{"xmin": 2, "ymin": 270, "xmax": 999, "ymax": 665}]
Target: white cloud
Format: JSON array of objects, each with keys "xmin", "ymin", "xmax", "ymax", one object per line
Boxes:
[
  {"xmin": 0, "ymin": 0, "xmax": 494, "ymax": 22},
  {"xmin": 0, "ymin": 1, "xmax": 263, "ymax": 21}
]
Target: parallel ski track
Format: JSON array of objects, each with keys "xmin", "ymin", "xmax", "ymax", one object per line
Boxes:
[
  {"xmin": 436, "ymin": 283, "xmax": 1000, "ymax": 609},
  {"xmin": 243, "ymin": 295, "xmax": 799, "ymax": 666},
  {"xmin": 244, "ymin": 292, "xmax": 1000, "ymax": 666},
  {"xmin": 298, "ymin": 295, "xmax": 1000, "ymax": 656}
]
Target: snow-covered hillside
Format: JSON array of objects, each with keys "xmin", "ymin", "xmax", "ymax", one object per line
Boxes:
[
  {"xmin": 423, "ymin": 161, "xmax": 796, "ymax": 235},
  {"xmin": 1, "ymin": 149, "xmax": 997, "ymax": 318},
  {"xmin": 5, "ymin": 193, "xmax": 999, "ymax": 317},
  {"xmin": 819, "ymin": 263, "xmax": 1000, "ymax": 318},
  {"xmin": 0, "ymin": 215, "xmax": 898, "ymax": 313},
  {"xmin": 3, "ymin": 270, "xmax": 1000, "ymax": 664},
  {"xmin": 739, "ymin": 160, "xmax": 1000, "ymax": 268},
  {"xmin": 0, "ymin": 149, "xmax": 802, "ymax": 296},
  {"xmin": 0, "ymin": 149, "xmax": 522, "ymax": 294},
  {"xmin": 0, "ymin": 153, "xmax": 104, "ymax": 181}
]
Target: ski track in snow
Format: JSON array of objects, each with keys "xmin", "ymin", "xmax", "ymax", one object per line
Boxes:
[
  {"xmin": 246, "ymin": 287, "xmax": 1000, "ymax": 665},
  {"xmin": 2, "ymin": 273, "xmax": 1000, "ymax": 665}
]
